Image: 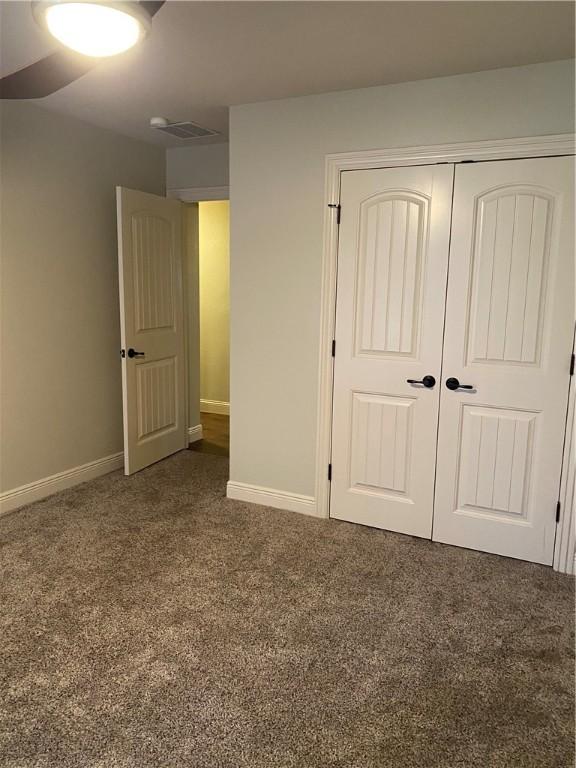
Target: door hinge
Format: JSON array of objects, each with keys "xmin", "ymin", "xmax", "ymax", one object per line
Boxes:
[
  {"xmin": 556, "ymin": 501, "xmax": 561, "ymax": 523},
  {"xmin": 331, "ymin": 339, "xmax": 336, "ymax": 357},
  {"xmin": 328, "ymin": 463, "xmax": 332, "ymax": 481},
  {"xmin": 570, "ymin": 353, "xmax": 574, "ymax": 376},
  {"xmin": 328, "ymin": 203, "xmax": 341, "ymax": 224}
]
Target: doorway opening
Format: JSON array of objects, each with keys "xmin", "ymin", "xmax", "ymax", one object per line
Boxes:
[{"xmin": 186, "ymin": 200, "xmax": 230, "ymax": 458}]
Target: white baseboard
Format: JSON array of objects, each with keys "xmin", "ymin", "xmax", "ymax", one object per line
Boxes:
[
  {"xmin": 188, "ymin": 424, "xmax": 203, "ymax": 443},
  {"xmin": 201, "ymin": 399, "xmax": 230, "ymax": 415},
  {"xmin": 226, "ymin": 481, "xmax": 320, "ymax": 518},
  {"xmin": 0, "ymin": 452, "xmax": 124, "ymax": 517}
]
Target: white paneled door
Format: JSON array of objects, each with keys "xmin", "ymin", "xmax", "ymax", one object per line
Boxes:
[
  {"xmin": 330, "ymin": 155, "xmax": 573, "ymax": 564},
  {"xmin": 330, "ymin": 165, "xmax": 454, "ymax": 537},
  {"xmin": 433, "ymin": 157, "xmax": 575, "ymax": 564},
  {"xmin": 117, "ymin": 187, "xmax": 187, "ymax": 475}
]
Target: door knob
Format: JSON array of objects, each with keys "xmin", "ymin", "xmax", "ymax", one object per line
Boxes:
[
  {"xmin": 127, "ymin": 348, "xmax": 145, "ymax": 358},
  {"xmin": 446, "ymin": 377, "xmax": 473, "ymax": 391},
  {"xmin": 407, "ymin": 375, "xmax": 436, "ymax": 388}
]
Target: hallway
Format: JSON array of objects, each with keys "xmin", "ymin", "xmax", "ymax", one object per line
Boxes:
[{"xmin": 189, "ymin": 413, "xmax": 229, "ymax": 457}]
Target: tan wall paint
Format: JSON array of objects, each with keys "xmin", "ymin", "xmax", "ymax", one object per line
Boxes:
[
  {"xmin": 167, "ymin": 143, "xmax": 229, "ymax": 191},
  {"xmin": 184, "ymin": 204, "xmax": 201, "ymax": 429},
  {"xmin": 229, "ymin": 60, "xmax": 576, "ymax": 497},
  {"xmin": 0, "ymin": 101, "xmax": 165, "ymax": 492},
  {"xmin": 199, "ymin": 201, "xmax": 230, "ymax": 407}
]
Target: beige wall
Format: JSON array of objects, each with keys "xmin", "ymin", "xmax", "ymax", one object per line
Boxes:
[
  {"xmin": 0, "ymin": 101, "xmax": 165, "ymax": 492},
  {"xmin": 229, "ymin": 59, "xmax": 576, "ymax": 498},
  {"xmin": 167, "ymin": 143, "xmax": 229, "ymax": 191},
  {"xmin": 199, "ymin": 201, "xmax": 230, "ymax": 407}
]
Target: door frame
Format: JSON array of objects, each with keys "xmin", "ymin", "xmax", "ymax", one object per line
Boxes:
[
  {"xmin": 168, "ymin": 185, "xmax": 230, "ymax": 202},
  {"xmin": 554, "ymin": 324, "xmax": 576, "ymax": 575},
  {"xmin": 315, "ymin": 133, "xmax": 575, "ymax": 569},
  {"xmin": 170, "ymin": 190, "xmax": 231, "ymax": 446}
]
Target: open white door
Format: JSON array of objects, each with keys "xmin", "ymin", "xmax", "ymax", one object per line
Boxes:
[{"xmin": 117, "ymin": 187, "xmax": 187, "ymax": 475}]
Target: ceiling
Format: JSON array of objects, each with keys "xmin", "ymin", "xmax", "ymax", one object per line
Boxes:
[{"xmin": 1, "ymin": 1, "xmax": 574, "ymax": 147}]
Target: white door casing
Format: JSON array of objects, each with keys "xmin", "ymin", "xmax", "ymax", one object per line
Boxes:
[
  {"xmin": 433, "ymin": 157, "xmax": 575, "ymax": 564},
  {"xmin": 117, "ymin": 187, "xmax": 187, "ymax": 475},
  {"xmin": 330, "ymin": 165, "xmax": 454, "ymax": 537}
]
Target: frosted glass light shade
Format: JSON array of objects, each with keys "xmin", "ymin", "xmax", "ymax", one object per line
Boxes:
[{"xmin": 39, "ymin": 2, "xmax": 148, "ymax": 57}]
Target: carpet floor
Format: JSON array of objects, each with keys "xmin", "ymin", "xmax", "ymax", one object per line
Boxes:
[{"xmin": 0, "ymin": 451, "xmax": 574, "ymax": 768}]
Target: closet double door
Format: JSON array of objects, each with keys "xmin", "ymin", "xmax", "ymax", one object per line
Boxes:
[{"xmin": 330, "ymin": 156, "xmax": 574, "ymax": 565}]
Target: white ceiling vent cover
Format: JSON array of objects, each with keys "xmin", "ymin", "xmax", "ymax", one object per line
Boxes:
[{"xmin": 152, "ymin": 120, "xmax": 219, "ymax": 140}]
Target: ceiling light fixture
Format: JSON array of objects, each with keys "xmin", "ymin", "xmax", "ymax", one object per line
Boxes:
[{"xmin": 33, "ymin": 1, "xmax": 150, "ymax": 58}]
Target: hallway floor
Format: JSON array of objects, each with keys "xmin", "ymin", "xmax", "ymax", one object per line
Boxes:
[
  {"xmin": 189, "ymin": 412, "xmax": 229, "ymax": 457},
  {"xmin": 1, "ymin": 450, "xmax": 573, "ymax": 767}
]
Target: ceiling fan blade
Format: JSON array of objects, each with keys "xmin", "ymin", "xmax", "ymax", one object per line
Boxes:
[
  {"xmin": 139, "ymin": 1, "xmax": 166, "ymax": 18},
  {"xmin": 0, "ymin": 49, "xmax": 98, "ymax": 99}
]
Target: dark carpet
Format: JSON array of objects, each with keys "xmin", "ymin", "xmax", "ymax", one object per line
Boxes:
[{"xmin": 0, "ymin": 451, "xmax": 574, "ymax": 768}]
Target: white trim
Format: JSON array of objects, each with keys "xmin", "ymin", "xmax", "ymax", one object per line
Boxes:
[
  {"xmin": 315, "ymin": 133, "xmax": 576, "ymax": 522},
  {"xmin": 168, "ymin": 186, "xmax": 229, "ymax": 202},
  {"xmin": 0, "ymin": 452, "xmax": 124, "ymax": 517},
  {"xmin": 554, "ymin": 326, "xmax": 576, "ymax": 575},
  {"xmin": 200, "ymin": 399, "xmax": 230, "ymax": 415},
  {"xmin": 188, "ymin": 424, "xmax": 203, "ymax": 444},
  {"xmin": 323, "ymin": 134, "xmax": 575, "ymax": 174},
  {"xmin": 227, "ymin": 481, "xmax": 320, "ymax": 518}
]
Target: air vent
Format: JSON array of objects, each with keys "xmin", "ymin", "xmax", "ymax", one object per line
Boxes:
[{"xmin": 152, "ymin": 120, "xmax": 219, "ymax": 140}]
